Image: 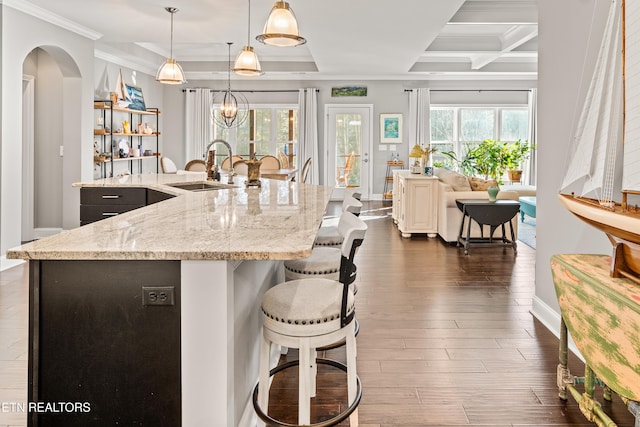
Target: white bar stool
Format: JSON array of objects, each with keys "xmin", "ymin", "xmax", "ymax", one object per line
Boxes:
[
  {"xmin": 315, "ymin": 196, "xmax": 362, "ymax": 248},
  {"xmin": 253, "ymin": 215, "xmax": 367, "ymax": 426},
  {"xmin": 346, "ymin": 187, "xmax": 362, "ymax": 201},
  {"xmin": 286, "ymin": 211, "xmax": 360, "ymax": 291}
]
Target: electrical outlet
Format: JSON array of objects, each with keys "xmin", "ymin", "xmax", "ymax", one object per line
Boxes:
[{"xmin": 142, "ymin": 286, "xmax": 175, "ymax": 306}]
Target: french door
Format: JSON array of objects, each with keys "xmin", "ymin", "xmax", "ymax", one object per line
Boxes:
[{"xmin": 325, "ymin": 105, "xmax": 373, "ymax": 200}]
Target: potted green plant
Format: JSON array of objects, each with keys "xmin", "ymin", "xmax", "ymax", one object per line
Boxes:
[
  {"xmin": 504, "ymin": 139, "xmax": 535, "ymax": 182},
  {"xmin": 465, "ymin": 139, "xmax": 509, "ymax": 182}
]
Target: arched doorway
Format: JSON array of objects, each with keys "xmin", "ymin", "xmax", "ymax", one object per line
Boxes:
[{"xmin": 21, "ymin": 46, "xmax": 82, "ymax": 242}]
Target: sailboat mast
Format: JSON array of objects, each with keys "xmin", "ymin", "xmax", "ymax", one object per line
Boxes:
[{"xmin": 622, "ymin": 0, "xmax": 628, "ymax": 210}]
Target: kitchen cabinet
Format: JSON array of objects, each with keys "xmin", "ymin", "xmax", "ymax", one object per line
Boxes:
[{"xmin": 80, "ymin": 187, "xmax": 174, "ymax": 225}]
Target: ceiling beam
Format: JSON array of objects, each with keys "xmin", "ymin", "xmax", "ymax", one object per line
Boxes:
[
  {"xmin": 471, "ymin": 24, "xmax": 538, "ymax": 69},
  {"xmin": 449, "ymin": 0, "xmax": 537, "ymax": 24}
]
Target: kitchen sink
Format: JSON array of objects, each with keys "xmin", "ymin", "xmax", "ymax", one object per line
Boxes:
[{"xmin": 165, "ymin": 181, "xmax": 237, "ymax": 192}]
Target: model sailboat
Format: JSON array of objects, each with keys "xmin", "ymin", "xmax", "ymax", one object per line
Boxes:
[{"xmin": 559, "ymin": 0, "xmax": 640, "ymax": 283}]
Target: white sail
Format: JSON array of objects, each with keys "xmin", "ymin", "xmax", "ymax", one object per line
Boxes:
[
  {"xmin": 623, "ymin": 0, "xmax": 640, "ymax": 192},
  {"xmin": 114, "ymin": 69, "xmax": 130, "ymax": 102},
  {"xmin": 562, "ymin": 0, "xmax": 622, "ymax": 204}
]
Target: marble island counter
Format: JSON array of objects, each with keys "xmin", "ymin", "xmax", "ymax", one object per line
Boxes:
[
  {"xmin": 7, "ymin": 173, "xmax": 331, "ymax": 261},
  {"xmin": 9, "ymin": 174, "xmax": 332, "ymax": 427}
]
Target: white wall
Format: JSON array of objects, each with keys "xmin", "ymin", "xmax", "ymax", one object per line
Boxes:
[
  {"xmin": 1, "ymin": 4, "xmax": 95, "ymax": 254},
  {"xmin": 533, "ymin": 0, "xmax": 613, "ymax": 332}
]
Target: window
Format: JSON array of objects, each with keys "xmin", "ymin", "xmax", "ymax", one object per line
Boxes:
[
  {"xmin": 459, "ymin": 109, "xmax": 495, "ymax": 142},
  {"xmin": 430, "ymin": 106, "xmax": 529, "ymax": 168},
  {"xmin": 500, "ymin": 109, "xmax": 529, "ymax": 142},
  {"xmin": 211, "ymin": 104, "xmax": 298, "ymax": 163}
]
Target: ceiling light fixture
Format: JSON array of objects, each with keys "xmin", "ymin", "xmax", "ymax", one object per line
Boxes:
[
  {"xmin": 212, "ymin": 42, "xmax": 249, "ymax": 129},
  {"xmin": 256, "ymin": 1, "xmax": 306, "ymax": 47},
  {"xmin": 234, "ymin": 0, "xmax": 263, "ymax": 76},
  {"xmin": 156, "ymin": 7, "xmax": 186, "ymax": 84}
]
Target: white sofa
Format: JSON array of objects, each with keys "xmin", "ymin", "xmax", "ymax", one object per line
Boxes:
[{"xmin": 435, "ymin": 168, "xmax": 529, "ymax": 243}]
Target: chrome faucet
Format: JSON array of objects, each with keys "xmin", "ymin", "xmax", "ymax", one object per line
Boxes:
[{"xmin": 205, "ymin": 139, "xmax": 235, "ymax": 184}]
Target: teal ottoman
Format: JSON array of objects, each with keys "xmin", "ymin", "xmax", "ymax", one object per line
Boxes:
[{"xmin": 519, "ymin": 196, "xmax": 536, "ymax": 222}]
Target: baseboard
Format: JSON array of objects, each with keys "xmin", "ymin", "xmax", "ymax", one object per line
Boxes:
[
  {"xmin": 34, "ymin": 227, "xmax": 63, "ymax": 239},
  {"xmin": 531, "ymin": 296, "xmax": 584, "ymax": 362},
  {"xmin": 0, "ymin": 256, "xmax": 25, "ymax": 272}
]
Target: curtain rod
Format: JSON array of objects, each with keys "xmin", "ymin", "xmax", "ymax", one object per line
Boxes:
[
  {"xmin": 404, "ymin": 89, "xmax": 532, "ymax": 92},
  {"xmin": 182, "ymin": 88, "xmax": 318, "ymax": 93}
]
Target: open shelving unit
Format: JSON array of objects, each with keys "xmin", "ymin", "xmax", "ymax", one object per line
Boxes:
[
  {"xmin": 383, "ymin": 160, "xmax": 404, "ymax": 200},
  {"xmin": 94, "ymin": 101, "xmax": 161, "ymax": 178}
]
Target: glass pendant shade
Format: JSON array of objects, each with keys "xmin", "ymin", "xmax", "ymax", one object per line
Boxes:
[
  {"xmin": 256, "ymin": 1, "xmax": 306, "ymax": 47},
  {"xmin": 156, "ymin": 7, "xmax": 186, "ymax": 85},
  {"xmin": 233, "ymin": 46, "xmax": 263, "ymax": 76},
  {"xmin": 156, "ymin": 58, "xmax": 186, "ymax": 84}
]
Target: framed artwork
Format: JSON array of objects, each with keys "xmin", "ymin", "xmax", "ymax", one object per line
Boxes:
[
  {"xmin": 380, "ymin": 113, "xmax": 402, "ymax": 143},
  {"xmin": 331, "ymin": 86, "xmax": 367, "ymax": 97},
  {"xmin": 125, "ymin": 84, "xmax": 146, "ymax": 111}
]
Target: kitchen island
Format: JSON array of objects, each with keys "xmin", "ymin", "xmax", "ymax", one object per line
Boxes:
[{"xmin": 7, "ymin": 173, "xmax": 331, "ymax": 427}]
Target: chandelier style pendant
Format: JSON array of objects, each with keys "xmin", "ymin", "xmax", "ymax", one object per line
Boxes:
[{"xmin": 212, "ymin": 43, "xmax": 249, "ymax": 129}]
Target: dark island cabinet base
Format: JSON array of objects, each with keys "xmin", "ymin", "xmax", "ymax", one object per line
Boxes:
[
  {"xmin": 80, "ymin": 187, "xmax": 174, "ymax": 225},
  {"xmin": 28, "ymin": 260, "xmax": 182, "ymax": 426}
]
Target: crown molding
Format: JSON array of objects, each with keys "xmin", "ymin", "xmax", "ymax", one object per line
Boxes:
[
  {"xmin": 0, "ymin": 0, "xmax": 102, "ymax": 40},
  {"xmin": 94, "ymin": 49, "xmax": 156, "ymax": 77}
]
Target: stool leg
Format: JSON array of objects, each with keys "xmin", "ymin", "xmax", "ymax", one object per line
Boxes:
[
  {"xmin": 257, "ymin": 331, "xmax": 271, "ymax": 426},
  {"xmin": 310, "ymin": 348, "xmax": 317, "ymax": 398},
  {"xmin": 346, "ymin": 322, "xmax": 359, "ymax": 427},
  {"xmin": 299, "ymin": 338, "xmax": 312, "ymax": 425}
]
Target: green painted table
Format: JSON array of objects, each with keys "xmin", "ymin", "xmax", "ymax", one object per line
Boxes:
[{"xmin": 551, "ymin": 254, "xmax": 640, "ymax": 426}]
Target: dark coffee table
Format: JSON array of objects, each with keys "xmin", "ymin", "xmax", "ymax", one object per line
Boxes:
[{"xmin": 455, "ymin": 199, "xmax": 520, "ymax": 255}]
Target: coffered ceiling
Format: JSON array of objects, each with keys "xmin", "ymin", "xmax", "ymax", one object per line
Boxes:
[{"xmin": 10, "ymin": 0, "xmax": 538, "ymax": 81}]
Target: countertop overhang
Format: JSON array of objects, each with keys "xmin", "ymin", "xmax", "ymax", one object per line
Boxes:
[{"xmin": 7, "ymin": 174, "xmax": 331, "ymax": 261}]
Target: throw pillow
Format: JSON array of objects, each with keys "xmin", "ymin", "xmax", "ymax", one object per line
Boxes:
[
  {"xmin": 434, "ymin": 167, "xmax": 472, "ymax": 191},
  {"xmin": 468, "ymin": 176, "xmax": 500, "ymax": 191}
]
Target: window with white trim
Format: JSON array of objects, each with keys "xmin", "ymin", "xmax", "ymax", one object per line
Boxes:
[
  {"xmin": 430, "ymin": 106, "xmax": 529, "ymax": 167},
  {"xmin": 210, "ymin": 104, "xmax": 298, "ymax": 163}
]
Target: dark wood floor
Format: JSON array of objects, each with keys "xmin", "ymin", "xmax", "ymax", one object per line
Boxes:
[
  {"xmin": 265, "ymin": 201, "xmax": 636, "ymax": 427},
  {"xmin": 0, "ymin": 201, "xmax": 636, "ymax": 426}
]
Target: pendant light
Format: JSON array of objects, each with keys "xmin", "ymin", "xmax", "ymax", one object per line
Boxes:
[
  {"xmin": 156, "ymin": 7, "xmax": 186, "ymax": 84},
  {"xmin": 256, "ymin": 1, "xmax": 306, "ymax": 47},
  {"xmin": 212, "ymin": 43, "xmax": 249, "ymax": 129},
  {"xmin": 233, "ymin": 0, "xmax": 263, "ymax": 76}
]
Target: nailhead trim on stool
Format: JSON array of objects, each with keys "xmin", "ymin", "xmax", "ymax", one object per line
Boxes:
[
  {"xmin": 284, "ymin": 247, "xmax": 340, "ymax": 280},
  {"xmin": 261, "ymin": 278, "xmax": 354, "ymax": 334},
  {"xmin": 314, "ymin": 225, "xmax": 343, "ymax": 246}
]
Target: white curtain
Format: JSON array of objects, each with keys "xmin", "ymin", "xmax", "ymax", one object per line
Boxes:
[
  {"xmin": 298, "ymin": 88, "xmax": 319, "ymax": 184},
  {"xmin": 526, "ymin": 88, "xmax": 538, "ymax": 186},
  {"xmin": 408, "ymin": 88, "xmax": 431, "ymax": 149},
  {"xmin": 184, "ymin": 88, "xmax": 212, "ymax": 162}
]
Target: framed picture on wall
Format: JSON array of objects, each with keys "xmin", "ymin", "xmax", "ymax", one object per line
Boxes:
[
  {"xmin": 380, "ymin": 113, "xmax": 402, "ymax": 143},
  {"xmin": 125, "ymin": 84, "xmax": 146, "ymax": 111}
]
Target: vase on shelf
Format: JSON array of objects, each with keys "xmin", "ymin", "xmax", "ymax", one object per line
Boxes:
[{"xmin": 487, "ymin": 186, "xmax": 499, "ymax": 202}]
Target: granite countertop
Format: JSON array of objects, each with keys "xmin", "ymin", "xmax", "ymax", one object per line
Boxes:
[{"xmin": 7, "ymin": 174, "xmax": 331, "ymax": 261}]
